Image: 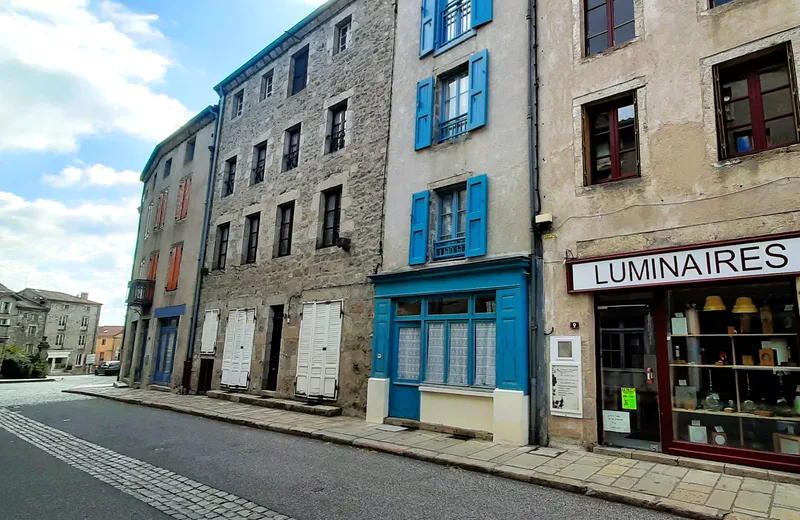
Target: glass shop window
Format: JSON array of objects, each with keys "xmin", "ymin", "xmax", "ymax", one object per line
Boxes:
[
  {"xmin": 668, "ymin": 280, "xmax": 800, "ymax": 454},
  {"xmin": 428, "ymin": 297, "xmax": 469, "ymax": 315}
]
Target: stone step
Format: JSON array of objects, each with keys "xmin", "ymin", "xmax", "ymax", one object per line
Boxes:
[
  {"xmin": 384, "ymin": 416, "xmax": 493, "ymax": 441},
  {"xmin": 206, "ymin": 390, "xmax": 341, "ymax": 417}
]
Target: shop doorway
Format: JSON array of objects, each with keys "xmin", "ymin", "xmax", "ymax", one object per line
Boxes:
[
  {"xmin": 597, "ymin": 296, "xmax": 661, "ymax": 451},
  {"xmin": 134, "ymin": 319, "xmax": 149, "ymax": 383},
  {"xmin": 153, "ymin": 317, "xmax": 179, "ymax": 386},
  {"xmin": 388, "ymin": 322, "xmax": 422, "ymax": 420},
  {"xmin": 264, "ymin": 305, "xmax": 284, "ymax": 392}
]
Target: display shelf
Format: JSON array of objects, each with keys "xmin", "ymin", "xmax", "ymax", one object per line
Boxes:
[
  {"xmin": 669, "ymin": 363, "xmax": 734, "ymax": 368},
  {"xmin": 673, "ymin": 408, "xmax": 800, "ymax": 422},
  {"xmin": 669, "ymin": 363, "xmax": 800, "ymax": 372},
  {"xmin": 670, "ymin": 333, "xmax": 797, "ymax": 338}
]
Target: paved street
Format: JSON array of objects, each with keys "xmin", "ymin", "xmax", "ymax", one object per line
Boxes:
[
  {"xmin": 0, "ymin": 380, "xmax": 685, "ymax": 520},
  {"xmin": 0, "ymin": 374, "xmax": 112, "ymax": 407}
]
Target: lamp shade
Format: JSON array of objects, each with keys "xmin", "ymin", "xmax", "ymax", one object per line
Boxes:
[
  {"xmin": 732, "ymin": 297, "xmax": 758, "ymax": 314},
  {"xmin": 703, "ymin": 295, "xmax": 727, "ymax": 312}
]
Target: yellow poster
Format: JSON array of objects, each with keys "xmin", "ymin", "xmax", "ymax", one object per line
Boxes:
[{"xmin": 621, "ymin": 387, "xmax": 637, "ymax": 410}]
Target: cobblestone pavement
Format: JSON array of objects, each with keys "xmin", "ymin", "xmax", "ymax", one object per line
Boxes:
[
  {"xmin": 68, "ymin": 386, "xmax": 800, "ymax": 520},
  {"xmin": 0, "ymin": 408, "xmax": 295, "ymax": 520},
  {"xmin": 0, "ymin": 374, "xmax": 109, "ymax": 407}
]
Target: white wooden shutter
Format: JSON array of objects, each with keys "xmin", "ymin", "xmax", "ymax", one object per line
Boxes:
[
  {"xmin": 230, "ymin": 309, "xmax": 246, "ymax": 386},
  {"xmin": 308, "ymin": 303, "xmax": 330, "ymax": 397},
  {"xmin": 238, "ymin": 308, "xmax": 256, "ymax": 387},
  {"xmin": 295, "ymin": 302, "xmax": 316, "ymax": 396},
  {"xmin": 322, "ymin": 301, "xmax": 342, "ymax": 398},
  {"xmin": 200, "ymin": 310, "xmax": 219, "ymax": 354},
  {"xmin": 220, "ymin": 310, "xmax": 237, "ymax": 386}
]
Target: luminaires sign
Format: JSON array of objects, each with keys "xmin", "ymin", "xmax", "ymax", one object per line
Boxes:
[{"xmin": 569, "ymin": 235, "xmax": 800, "ymax": 293}]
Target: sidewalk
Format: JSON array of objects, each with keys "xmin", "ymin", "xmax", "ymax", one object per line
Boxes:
[{"xmin": 65, "ymin": 386, "xmax": 800, "ymax": 520}]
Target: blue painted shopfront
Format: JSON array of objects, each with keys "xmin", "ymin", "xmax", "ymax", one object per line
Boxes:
[{"xmin": 371, "ymin": 256, "xmax": 529, "ymax": 420}]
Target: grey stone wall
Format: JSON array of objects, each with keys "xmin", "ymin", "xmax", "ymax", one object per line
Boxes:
[
  {"xmin": 195, "ymin": 0, "xmax": 395, "ymax": 415},
  {"xmin": 35, "ymin": 299, "xmax": 100, "ymax": 367},
  {"xmin": 0, "ymin": 296, "xmax": 46, "ymax": 353}
]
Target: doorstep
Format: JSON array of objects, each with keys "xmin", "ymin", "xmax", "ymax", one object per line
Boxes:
[
  {"xmin": 206, "ymin": 390, "xmax": 341, "ymax": 417},
  {"xmin": 384, "ymin": 417, "xmax": 493, "ymax": 441},
  {"xmin": 61, "ymin": 386, "xmax": 800, "ymax": 520},
  {"xmin": 147, "ymin": 384, "xmax": 172, "ymax": 393}
]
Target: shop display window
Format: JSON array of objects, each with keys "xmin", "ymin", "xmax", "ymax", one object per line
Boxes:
[{"xmin": 668, "ymin": 281, "xmax": 800, "ymax": 455}]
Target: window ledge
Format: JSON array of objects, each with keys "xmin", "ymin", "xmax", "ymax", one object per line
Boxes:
[
  {"xmin": 712, "ymin": 142, "xmax": 800, "ymax": 169},
  {"xmin": 419, "ymin": 384, "xmax": 494, "ymax": 398},
  {"xmin": 433, "ymin": 30, "xmax": 476, "ymax": 58},
  {"xmin": 580, "ymin": 37, "xmax": 641, "ymax": 64}
]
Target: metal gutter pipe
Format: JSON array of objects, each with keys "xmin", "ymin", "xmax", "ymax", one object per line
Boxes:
[{"xmin": 182, "ymin": 94, "xmax": 224, "ymax": 394}]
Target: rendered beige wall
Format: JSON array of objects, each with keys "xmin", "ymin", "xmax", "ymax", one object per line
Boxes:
[{"xmin": 420, "ymin": 390, "xmax": 494, "ymax": 433}]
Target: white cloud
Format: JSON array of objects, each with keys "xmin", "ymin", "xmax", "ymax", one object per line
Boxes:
[
  {"xmin": 0, "ymin": 190, "xmax": 140, "ymax": 324},
  {"xmin": 42, "ymin": 162, "xmax": 140, "ymax": 188},
  {"xmin": 0, "ymin": 0, "xmax": 192, "ymax": 153}
]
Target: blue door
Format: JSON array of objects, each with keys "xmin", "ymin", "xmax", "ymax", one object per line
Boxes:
[
  {"xmin": 388, "ymin": 323, "xmax": 422, "ymax": 420},
  {"xmin": 153, "ymin": 318, "xmax": 178, "ymax": 386},
  {"xmin": 134, "ymin": 319, "xmax": 149, "ymax": 383}
]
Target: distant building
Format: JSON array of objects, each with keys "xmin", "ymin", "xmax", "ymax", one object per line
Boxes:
[
  {"xmin": 0, "ymin": 282, "xmax": 47, "ymax": 354},
  {"xmin": 95, "ymin": 326, "xmax": 124, "ymax": 363},
  {"xmin": 17, "ymin": 289, "xmax": 102, "ymax": 371}
]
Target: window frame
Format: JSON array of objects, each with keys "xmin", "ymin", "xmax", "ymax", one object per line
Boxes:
[
  {"xmin": 163, "ymin": 158, "xmax": 172, "ymax": 179},
  {"xmin": 0, "ymin": 301, "xmax": 10, "ymax": 314},
  {"xmin": 709, "ymin": 0, "xmax": 734, "ymax": 7},
  {"xmin": 259, "ymin": 70, "xmax": 274, "ymax": 101},
  {"xmin": 223, "ymin": 157, "xmax": 237, "ymax": 197},
  {"xmin": 320, "ymin": 187, "xmax": 342, "ymax": 248},
  {"xmin": 55, "ymin": 333, "xmax": 64, "ymax": 346},
  {"xmin": 252, "ymin": 142, "xmax": 267, "ymax": 185},
  {"xmin": 166, "ymin": 243, "xmax": 183, "ymax": 292},
  {"xmin": 334, "ymin": 16, "xmax": 352, "ymax": 55},
  {"xmin": 290, "ymin": 47, "xmax": 309, "ymax": 96},
  {"xmin": 327, "ymin": 101, "xmax": 347, "ymax": 154},
  {"xmin": 438, "ymin": 0, "xmax": 473, "ymax": 49},
  {"xmin": 215, "ymin": 223, "xmax": 230, "ymax": 270},
  {"xmin": 714, "ymin": 45, "xmax": 800, "ymax": 160},
  {"xmin": 244, "ymin": 213, "xmax": 260, "ymax": 265},
  {"xmin": 185, "ymin": 137, "xmax": 195, "ymax": 163},
  {"xmin": 283, "ymin": 126, "xmax": 301, "ymax": 171},
  {"xmin": 232, "ymin": 90, "xmax": 244, "ymax": 119},
  {"xmin": 583, "ymin": 92, "xmax": 640, "ymax": 185},
  {"xmin": 584, "ymin": 0, "xmax": 636, "ymax": 57},
  {"xmin": 27, "ymin": 325, "xmax": 36, "ymax": 336},
  {"xmin": 277, "ymin": 202, "xmax": 295, "ymax": 257},
  {"xmin": 438, "ymin": 66, "xmax": 470, "ymax": 141}
]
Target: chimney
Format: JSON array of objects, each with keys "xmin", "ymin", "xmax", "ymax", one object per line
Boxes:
[{"xmin": 80, "ymin": 292, "xmax": 89, "ymax": 300}]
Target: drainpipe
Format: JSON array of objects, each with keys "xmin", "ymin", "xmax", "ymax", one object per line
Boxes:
[
  {"xmin": 182, "ymin": 93, "xmax": 224, "ymax": 394},
  {"xmin": 526, "ymin": 0, "xmax": 546, "ymax": 445}
]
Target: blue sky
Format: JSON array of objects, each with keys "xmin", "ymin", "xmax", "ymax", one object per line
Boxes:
[{"xmin": 0, "ymin": 0, "xmax": 326, "ymax": 324}]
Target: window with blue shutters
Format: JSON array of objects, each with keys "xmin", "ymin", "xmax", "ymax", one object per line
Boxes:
[
  {"xmin": 424, "ymin": 175, "xmax": 487, "ymax": 263},
  {"xmin": 409, "ymin": 191, "xmax": 430, "ymax": 265},
  {"xmin": 419, "ymin": 0, "xmax": 492, "ymax": 57},
  {"xmin": 465, "ymin": 174, "xmax": 487, "ymax": 257}
]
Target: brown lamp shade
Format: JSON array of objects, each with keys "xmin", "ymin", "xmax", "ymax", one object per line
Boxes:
[
  {"xmin": 703, "ymin": 296, "xmax": 727, "ymax": 312},
  {"xmin": 732, "ymin": 297, "xmax": 758, "ymax": 314}
]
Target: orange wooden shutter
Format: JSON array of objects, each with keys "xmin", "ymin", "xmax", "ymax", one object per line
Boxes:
[
  {"xmin": 181, "ymin": 177, "xmax": 191, "ymax": 219},
  {"xmin": 175, "ymin": 180, "xmax": 185, "ymax": 220},
  {"xmin": 166, "ymin": 244, "xmax": 183, "ymax": 291},
  {"xmin": 148, "ymin": 252, "xmax": 159, "ymax": 280}
]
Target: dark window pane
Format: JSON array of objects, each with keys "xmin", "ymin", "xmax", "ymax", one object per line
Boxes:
[
  {"xmin": 765, "ymin": 116, "xmax": 798, "ymax": 147},
  {"xmin": 722, "ymin": 78, "xmax": 748, "ymax": 100},
  {"xmin": 760, "ymin": 63, "xmax": 790, "ymax": 91},
  {"xmin": 595, "ymin": 157, "xmax": 612, "ymax": 180},
  {"xmin": 594, "ymin": 134, "xmax": 611, "ymax": 159},
  {"xmin": 323, "ymin": 228, "xmax": 335, "ymax": 245},
  {"xmin": 614, "ymin": 21, "xmax": 635, "ymax": 45},
  {"xmin": 613, "ymin": 0, "xmax": 634, "ymax": 24},
  {"xmin": 587, "ymin": 0, "xmax": 605, "ymax": 8},
  {"xmin": 397, "ymin": 300, "xmax": 422, "ymax": 316},
  {"xmin": 594, "ymin": 111, "xmax": 610, "ymax": 131},
  {"xmin": 428, "ymin": 297, "xmax": 469, "ymax": 315},
  {"xmin": 588, "ymin": 34, "xmax": 608, "ymax": 55},
  {"xmin": 620, "ymin": 150, "xmax": 637, "ymax": 175},
  {"xmin": 724, "ymin": 99, "xmax": 751, "ymax": 126},
  {"xmin": 475, "ymin": 296, "xmax": 496, "ymax": 313},
  {"xmin": 617, "ymin": 104, "xmax": 635, "ymax": 125},
  {"xmin": 762, "ymin": 89, "xmax": 794, "ymax": 119},
  {"xmin": 727, "ymin": 127, "xmax": 753, "ymax": 153},
  {"xmin": 587, "ymin": 6, "xmax": 607, "ymax": 38},
  {"xmin": 619, "ymin": 126, "xmax": 636, "ymax": 151}
]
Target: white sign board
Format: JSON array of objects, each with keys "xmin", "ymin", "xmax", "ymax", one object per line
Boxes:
[
  {"xmin": 569, "ymin": 236, "xmax": 800, "ymax": 292},
  {"xmin": 603, "ymin": 411, "xmax": 631, "ymax": 433},
  {"xmin": 549, "ymin": 336, "xmax": 583, "ymax": 418},
  {"xmin": 86, "ymin": 354, "xmax": 96, "ymax": 365}
]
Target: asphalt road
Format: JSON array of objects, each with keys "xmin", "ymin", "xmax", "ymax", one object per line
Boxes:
[{"xmin": 0, "ymin": 387, "xmax": 687, "ymax": 520}]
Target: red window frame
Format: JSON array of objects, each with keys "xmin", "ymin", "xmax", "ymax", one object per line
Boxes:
[
  {"xmin": 585, "ymin": 0, "xmax": 635, "ymax": 56},
  {"xmin": 585, "ymin": 93, "xmax": 639, "ymax": 185},
  {"xmin": 716, "ymin": 45, "xmax": 800, "ymax": 159}
]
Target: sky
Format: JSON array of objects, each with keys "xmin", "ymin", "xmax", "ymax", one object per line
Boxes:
[{"xmin": 0, "ymin": 0, "xmax": 327, "ymax": 325}]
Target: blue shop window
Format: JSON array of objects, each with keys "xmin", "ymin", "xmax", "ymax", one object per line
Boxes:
[{"xmin": 433, "ymin": 187, "xmax": 467, "ymax": 260}]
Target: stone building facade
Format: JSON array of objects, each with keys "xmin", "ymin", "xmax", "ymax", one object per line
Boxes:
[
  {"xmin": 120, "ymin": 106, "xmax": 218, "ymax": 391},
  {"xmin": 537, "ymin": 0, "xmax": 800, "ymax": 471},
  {"xmin": 194, "ymin": 0, "xmax": 395, "ymax": 415},
  {"xmin": 0, "ymin": 283, "xmax": 47, "ymax": 354},
  {"xmin": 18, "ymin": 289, "xmax": 101, "ymax": 370}
]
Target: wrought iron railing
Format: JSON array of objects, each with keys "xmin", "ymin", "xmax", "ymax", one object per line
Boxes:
[
  {"xmin": 252, "ymin": 163, "xmax": 265, "ymax": 184},
  {"xmin": 328, "ymin": 128, "xmax": 346, "ymax": 153},
  {"xmin": 126, "ymin": 279, "xmax": 155, "ymax": 308},
  {"xmin": 433, "ymin": 236, "xmax": 466, "ymax": 260},
  {"xmin": 223, "ymin": 176, "xmax": 235, "ymax": 197},
  {"xmin": 441, "ymin": 0, "xmax": 471, "ymax": 45},
  {"xmin": 439, "ymin": 113, "xmax": 468, "ymax": 141},
  {"xmin": 284, "ymin": 150, "xmax": 299, "ymax": 170}
]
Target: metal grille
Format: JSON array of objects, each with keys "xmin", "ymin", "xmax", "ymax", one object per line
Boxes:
[
  {"xmin": 432, "ymin": 236, "xmax": 466, "ymax": 260},
  {"xmin": 439, "ymin": 113, "xmax": 468, "ymax": 141},
  {"xmin": 441, "ymin": 0, "xmax": 471, "ymax": 45}
]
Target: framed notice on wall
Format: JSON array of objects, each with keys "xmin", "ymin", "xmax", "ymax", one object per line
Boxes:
[{"xmin": 549, "ymin": 336, "xmax": 583, "ymax": 418}]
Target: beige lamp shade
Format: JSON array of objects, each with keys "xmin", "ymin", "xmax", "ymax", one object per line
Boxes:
[
  {"xmin": 732, "ymin": 297, "xmax": 758, "ymax": 314},
  {"xmin": 703, "ymin": 295, "xmax": 727, "ymax": 312}
]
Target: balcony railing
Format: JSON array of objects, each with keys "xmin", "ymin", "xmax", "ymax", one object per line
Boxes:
[
  {"xmin": 252, "ymin": 163, "xmax": 265, "ymax": 184},
  {"xmin": 433, "ymin": 236, "xmax": 466, "ymax": 261},
  {"xmin": 441, "ymin": 0, "xmax": 471, "ymax": 45},
  {"xmin": 126, "ymin": 279, "xmax": 155, "ymax": 308},
  {"xmin": 327, "ymin": 128, "xmax": 346, "ymax": 153},
  {"xmin": 439, "ymin": 113, "xmax": 468, "ymax": 141},
  {"xmin": 284, "ymin": 149, "xmax": 299, "ymax": 171}
]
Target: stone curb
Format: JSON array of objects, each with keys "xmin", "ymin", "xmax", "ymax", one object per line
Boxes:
[
  {"xmin": 62, "ymin": 389, "xmax": 729, "ymax": 520},
  {"xmin": 0, "ymin": 377, "xmax": 55, "ymax": 384}
]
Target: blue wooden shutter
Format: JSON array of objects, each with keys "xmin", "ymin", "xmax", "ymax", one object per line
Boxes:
[
  {"xmin": 467, "ymin": 49, "xmax": 489, "ymax": 131},
  {"xmin": 471, "ymin": 0, "xmax": 493, "ymax": 28},
  {"xmin": 414, "ymin": 77, "xmax": 435, "ymax": 150},
  {"xmin": 408, "ymin": 191, "xmax": 430, "ymax": 265},
  {"xmin": 465, "ymin": 174, "xmax": 487, "ymax": 257},
  {"xmin": 420, "ymin": 0, "xmax": 435, "ymax": 57},
  {"xmin": 372, "ymin": 298, "xmax": 391, "ymax": 378},
  {"xmin": 496, "ymin": 288, "xmax": 528, "ymax": 392}
]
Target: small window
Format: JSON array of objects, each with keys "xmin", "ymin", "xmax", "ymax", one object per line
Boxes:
[
  {"xmin": 474, "ymin": 295, "xmax": 496, "ymax": 313},
  {"xmin": 321, "ymin": 187, "xmax": 342, "ymax": 248},
  {"xmin": 101, "ymin": 338, "xmax": 107, "ymax": 346},
  {"xmin": 233, "ymin": 90, "xmax": 244, "ymax": 118},
  {"xmin": 144, "ymin": 202, "xmax": 154, "ymax": 239},
  {"xmin": 58, "ymin": 315, "xmax": 67, "ymax": 327},
  {"xmin": 215, "ymin": 223, "xmax": 230, "ymax": 270},
  {"xmin": 440, "ymin": 0, "xmax": 471, "ymax": 46},
  {"xmin": 81, "ymin": 316, "xmax": 89, "ymax": 327},
  {"xmin": 290, "ymin": 47, "xmax": 309, "ymax": 96},
  {"xmin": 27, "ymin": 325, "xmax": 36, "ymax": 335},
  {"xmin": 259, "ymin": 70, "xmax": 274, "ymax": 101},
  {"xmin": 585, "ymin": 0, "xmax": 635, "ymax": 56},
  {"xmin": 78, "ymin": 335, "xmax": 86, "ymax": 346},
  {"xmin": 185, "ymin": 138, "xmax": 195, "ymax": 163},
  {"xmin": 166, "ymin": 243, "xmax": 183, "ymax": 291},
  {"xmin": 710, "ymin": 0, "xmax": 734, "ymax": 6},
  {"xmin": 0, "ymin": 318, "xmax": 9, "ymax": 326},
  {"xmin": 277, "ymin": 202, "xmax": 294, "ymax": 257},
  {"xmin": 0, "ymin": 302, "xmax": 10, "ymax": 314},
  {"xmin": 397, "ymin": 300, "xmax": 422, "ymax": 316},
  {"xmin": 223, "ymin": 157, "xmax": 236, "ymax": 197},
  {"xmin": 252, "ymin": 142, "xmax": 267, "ymax": 185},
  {"xmin": 244, "ymin": 213, "xmax": 260, "ymax": 264},
  {"xmin": 334, "ymin": 16, "xmax": 352, "ymax": 55},
  {"xmin": 55, "ymin": 333, "xmax": 64, "ymax": 346},
  {"xmin": 584, "ymin": 92, "xmax": 639, "ymax": 185},
  {"xmin": 439, "ymin": 67, "xmax": 469, "ymax": 141},
  {"xmin": 715, "ymin": 45, "xmax": 799, "ymax": 159},
  {"xmin": 163, "ymin": 158, "xmax": 172, "ymax": 178},
  {"xmin": 283, "ymin": 125, "xmax": 301, "ymax": 171},
  {"xmin": 327, "ymin": 101, "xmax": 347, "ymax": 153},
  {"xmin": 433, "ymin": 186, "xmax": 467, "ymax": 260}
]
